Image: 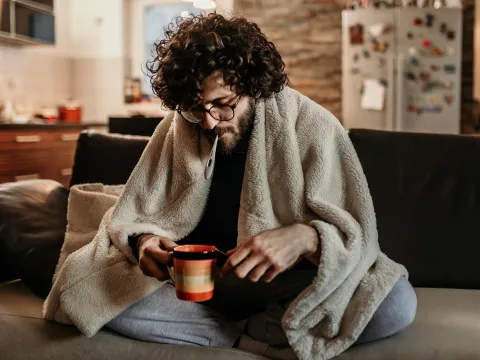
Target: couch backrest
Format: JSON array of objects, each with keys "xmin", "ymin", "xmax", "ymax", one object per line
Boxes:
[
  {"xmin": 71, "ymin": 129, "xmax": 480, "ymax": 290},
  {"xmin": 350, "ymin": 129, "xmax": 480, "ymax": 290},
  {"xmin": 70, "ymin": 131, "xmax": 149, "ymax": 187}
]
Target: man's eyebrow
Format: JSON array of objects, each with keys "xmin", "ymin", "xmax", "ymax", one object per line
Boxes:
[{"xmin": 203, "ymin": 95, "xmax": 231, "ymax": 104}]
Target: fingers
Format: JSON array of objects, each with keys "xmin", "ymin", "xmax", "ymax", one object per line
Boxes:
[
  {"xmin": 159, "ymin": 237, "xmax": 178, "ymax": 251},
  {"xmin": 248, "ymin": 262, "xmax": 272, "ymax": 282},
  {"xmin": 144, "ymin": 246, "xmax": 172, "ymax": 266},
  {"xmin": 139, "ymin": 256, "xmax": 169, "ymax": 281},
  {"xmin": 226, "ymin": 247, "xmax": 237, "ymax": 256},
  {"xmin": 220, "ymin": 246, "xmax": 251, "ymax": 278},
  {"xmin": 232, "ymin": 254, "xmax": 264, "ymax": 279},
  {"xmin": 262, "ymin": 266, "xmax": 282, "ymax": 283}
]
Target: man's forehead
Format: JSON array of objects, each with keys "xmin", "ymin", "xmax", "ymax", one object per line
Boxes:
[{"xmin": 200, "ymin": 71, "xmax": 234, "ymax": 103}]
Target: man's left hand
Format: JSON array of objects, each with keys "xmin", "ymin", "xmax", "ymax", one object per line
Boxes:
[{"xmin": 220, "ymin": 224, "xmax": 319, "ymax": 283}]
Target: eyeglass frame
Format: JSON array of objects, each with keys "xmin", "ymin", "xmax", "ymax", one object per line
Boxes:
[{"xmin": 178, "ymin": 94, "xmax": 243, "ymax": 124}]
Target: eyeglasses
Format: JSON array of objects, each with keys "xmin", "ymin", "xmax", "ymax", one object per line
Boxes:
[{"xmin": 179, "ymin": 94, "xmax": 242, "ymax": 124}]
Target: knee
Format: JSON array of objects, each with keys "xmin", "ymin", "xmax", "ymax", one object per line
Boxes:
[
  {"xmin": 356, "ymin": 277, "xmax": 417, "ymax": 345},
  {"xmin": 388, "ymin": 277, "xmax": 418, "ymax": 332},
  {"xmin": 399, "ymin": 278, "xmax": 417, "ymax": 326}
]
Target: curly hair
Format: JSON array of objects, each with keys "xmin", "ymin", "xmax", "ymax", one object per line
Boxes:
[{"xmin": 147, "ymin": 13, "xmax": 288, "ymax": 111}]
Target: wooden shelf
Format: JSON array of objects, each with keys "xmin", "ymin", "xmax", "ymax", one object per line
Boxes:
[{"xmin": 0, "ymin": 30, "xmax": 49, "ymax": 45}]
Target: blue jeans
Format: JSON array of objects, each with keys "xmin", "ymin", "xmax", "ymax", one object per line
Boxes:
[{"xmin": 106, "ymin": 268, "xmax": 417, "ymax": 347}]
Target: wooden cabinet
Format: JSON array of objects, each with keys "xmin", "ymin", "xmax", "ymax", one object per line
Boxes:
[
  {"xmin": 0, "ymin": 124, "xmax": 106, "ymax": 188},
  {"xmin": 0, "ymin": 0, "xmax": 55, "ymax": 46}
]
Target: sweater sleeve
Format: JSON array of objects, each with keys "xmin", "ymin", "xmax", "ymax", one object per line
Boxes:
[{"xmin": 128, "ymin": 234, "xmax": 142, "ymax": 259}]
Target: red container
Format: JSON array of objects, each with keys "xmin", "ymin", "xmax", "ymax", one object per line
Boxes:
[{"xmin": 58, "ymin": 105, "xmax": 82, "ymax": 123}]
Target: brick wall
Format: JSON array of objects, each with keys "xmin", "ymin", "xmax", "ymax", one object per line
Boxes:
[{"xmin": 234, "ymin": 0, "xmax": 345, "ymax": 120}]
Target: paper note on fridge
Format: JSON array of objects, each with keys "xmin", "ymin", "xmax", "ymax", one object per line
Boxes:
[
  {"xmin": 361, "ymin": 79, "xmax": 386, "ymax": 111},
  {"xmin": 368, "ymin": 23, "xmax": 392, "ymax": 37}
]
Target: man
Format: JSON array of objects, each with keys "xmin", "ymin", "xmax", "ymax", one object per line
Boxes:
[
  {"xmin": 106, "ymin": 13, "xmax": 416, "ymax": 358},
  {"xmin": 44, "ymin": 13, "xmax": 416, "ymax": 360}
]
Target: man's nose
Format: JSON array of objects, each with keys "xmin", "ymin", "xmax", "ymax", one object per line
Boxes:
[{"xmin": 202, "ymin": 112, "xmax": 220, "ymax": 130}]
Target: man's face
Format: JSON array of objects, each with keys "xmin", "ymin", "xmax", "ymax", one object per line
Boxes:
[{"xmin": 199, "ymin": 71, "xmax": 255, "ymax": 153}]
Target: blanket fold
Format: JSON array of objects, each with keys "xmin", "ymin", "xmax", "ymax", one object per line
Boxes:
[{"xmin": 43, "ymin": 87, "xmax": 407, "ymax": 360}]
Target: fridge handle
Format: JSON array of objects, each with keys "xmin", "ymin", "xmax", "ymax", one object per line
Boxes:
[{"xmin": 395, "ymin": 54, "xmax": 405, "ymax": 132}]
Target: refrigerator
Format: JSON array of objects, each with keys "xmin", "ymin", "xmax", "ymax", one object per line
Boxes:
[{"xmin": 342, "ymin": 8, "xmax": 462, "ymax": 134}]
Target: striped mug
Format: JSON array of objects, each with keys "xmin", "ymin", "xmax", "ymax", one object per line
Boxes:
[{"xmin": 168, "ymin": 245, "xmax": 217, "ymax": 302}]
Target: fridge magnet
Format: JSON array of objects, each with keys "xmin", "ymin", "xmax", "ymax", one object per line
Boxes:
[
  {"xmin": 424, "ymin": 106, "xmax": 441, "ymax": 113},
  {"xmin": 408, "ymin": 47, "xmax": 418, "ymax": 56},
  {"xmin": 361, "ymin": 79, "xmax": 386, "ymax": 111},
  {"xmin": 410, "ymin": 56, "xmax": 419, "ymax": 66},
  {"xmin": 431, "ymin": 46, "xmax": 444, "ymax": 56},
  {"xmin": 371, "ymin": 40, "xmax": 389, "ymax": 53},
  {"xmin": 351, "ymin": 67, "xmax": 361, "ymax": 75},
  {"xmin": 430, "ymin": 64, "xmax": 440, "ymax": 71},
  {"xmin": 422, "ymin": 39, "xmax": 432, "ymax": 48},
  {"xmin": 444, "ymin": 95, "xmax": 453, "ymax": 106},
  {"xmin": 407, "ymin": 32, "xmax": 414, "ymax": 39},
  {"xmin": 413, "ymin": 17, "xmax": 423, "ymax": 26},
  {"xmin": 363, "ymin": 48, "xmax": 370, "ymax": 58},
  {"xmin": 425, "ymin": 14, "xmax": 434, "ymax": 27},
  {"xmin": 353, "ymin": 53, "xmax": 360, "ymax": 63},
  {"xmin": 368, "ymin": 23, "xmax": 393, "ymax": 37},
  {"xmin": 444, "ymin": 64, "xmax": 456, "ymax": 74},
  {"xmin": 416, "ymin": 107, "xmax": 424, "ymax": 115},
  {"xmin": 440, "ymin": 23, "xmax": 447, "ymax": 33},
  {"xmin": 405, "ymin": 71, "xmax": 416, "ymax": 81},
  {"xmin": 446, "ymin": 30, "xmax": 455, "ymax": 40},
  {"xmin": 447, "ymin": 47, "xmax": 455, "ymax": 56},
  {"xmin": 407, "ymin": 104, "xmax": 416, "ymax": 113},
  {"xmin": 427, "ymin": 95, "xmax": 441, "ymax": 103},
  {"xmin": 422, "ymin": 81, "xmax": 432, "ymax": 92},
  {"xmin": 378, "ymin": 57, "xmax": 386, "ymax": 67},
  {"xmin": 420, "ymin": 72, "xmax": 430, "ymax": 81},
  {"xmin": 443, "ymin": 80, "xmax": 453, "ymax": 89},
  {"xmin": 349, "ymin": 24, "xmax": 364, "ymax": 45}
]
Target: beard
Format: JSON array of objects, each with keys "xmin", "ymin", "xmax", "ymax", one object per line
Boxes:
[{"xmin": 205, "ymin": 98, "xmax": 255, "ymax": 154}]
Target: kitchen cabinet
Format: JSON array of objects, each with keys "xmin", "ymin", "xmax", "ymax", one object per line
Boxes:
[
  {"xmin": 0, "ymin": 124, "xmax": 106, "ymax": 188},
  {"xmin": 0, "ymin": 0, "xmax": 55, "ymax": 45}
]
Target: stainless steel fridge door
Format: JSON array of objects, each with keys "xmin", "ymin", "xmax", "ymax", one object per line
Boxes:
[
  {"xmin": 395, "ymin": 8, "xmax": 462, "ymax": 134},
  {"xmin": 342, "ymin": 9, "xmax": 396, "ymax": 131}
]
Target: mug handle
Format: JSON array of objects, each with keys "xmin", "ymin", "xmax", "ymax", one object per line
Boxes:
[
  {"xmin": 167, "ymin": 252, "xmax": 175, "ymax": 283},
  {"xmin": 167, "ymin": 265, "xmax": 175, "ymax": 283}
]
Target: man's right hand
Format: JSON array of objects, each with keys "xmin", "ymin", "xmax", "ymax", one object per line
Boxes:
[{"xmin": 138, "ymin": 235, "xmax": 177, "ymax": 281}]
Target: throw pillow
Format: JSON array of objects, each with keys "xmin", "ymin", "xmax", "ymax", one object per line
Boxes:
[{"xmin": 0, "ymin": 180, "xmax": 68, "ymax": 298}]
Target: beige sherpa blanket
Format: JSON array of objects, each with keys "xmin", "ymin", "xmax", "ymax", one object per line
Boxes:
[{"xmin": 43, "ymin": 87, "xmax": 407, "ymax": 360}]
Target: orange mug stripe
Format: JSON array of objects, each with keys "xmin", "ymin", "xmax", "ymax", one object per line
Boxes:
[
  {"xmin": 174, "ymin": 259, "xmax": 216, "ymax": 269},
  {"xmin": 174, "ymin": 267, "xmax": 214, "ymax": 276},
  {"xmin": 176, "ymin": 290, "xmax": 214, "ymax": 302},
  {"xmin": 175, "ymin": 282, "xmax": 214, "ymax": 293}
]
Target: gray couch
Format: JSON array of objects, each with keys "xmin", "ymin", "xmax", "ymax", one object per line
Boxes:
[{"xmin": 1, "ymin": 129, "xmax": 480, "ymax": 359}]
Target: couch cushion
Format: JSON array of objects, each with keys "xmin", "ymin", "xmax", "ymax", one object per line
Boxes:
[
  {"xmin": 70, "ymin": 131, "xmax": 150, "ymax": 187},
  {"xmin": 338, "ymin": 287, "xmax": 480, "ymax": 360},
  {"xmin": 2, "ymin": 281, "xmax": 479, "ymax": 360},
  {"xmin": 349, "ymin": 129, "xmax": 480, "ymax": 290},
  {"xmin": 0, "ymin": 281, "xmax": 267, "ymax": 360},
  {"xmin": 0, "ymin": 180, "xmax": 68, "ymax": 297}
]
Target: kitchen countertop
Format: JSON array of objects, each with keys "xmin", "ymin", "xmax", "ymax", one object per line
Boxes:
[{"xmin": 0, "ymin": 122, "xmax": 106, "ymax": 130}]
